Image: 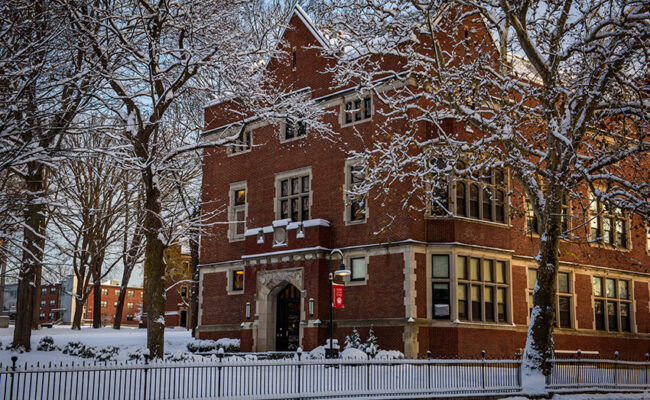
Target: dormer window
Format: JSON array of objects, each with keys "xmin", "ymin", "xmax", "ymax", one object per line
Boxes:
[
  {"xmin": 284, "ymin": 118, "xmax": 306, "ymax": 141},
  {"xmin": 343, "ymin": 96, "xmax": 372, "ymax": 125}
]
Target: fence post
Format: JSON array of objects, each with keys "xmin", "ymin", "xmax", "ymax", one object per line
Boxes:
[
  {"xmin": 427, "ymin": 350, "xmax": 432, "ymax": 391},
  {"xmin": 8, "ymin": 355, "xmax": 17, "ymax": 400},
  {"xmin": 614, "ymin": 351, "xmax": 619, "ymax": 388},
  {"xmin": 143, "ymin": 354, "xmax": 149, "ymax": 400},
  {"xmin": 217, "ymin": 348, "xmax": 224, "ymax": 398},
  {"xmin": 645, "ymin": 353, "xmax": 649, "ymax": 386},
  {"xmin": 366, "ymin": 347, "xmax": 372, "ymax": 391},
  {"xmin": 296, "ymin": 348, "xmax": 302, "ymax": 396},
  {"xmin": 576, "ymin": 349, "xmax": 581, "ymax": 385},
  {"xmin": 515, "ymin": 351, "xmax": 522, "ymax": 389},
  {"xmin": 481, "ymin": 350, "xmax": 486, "ymax": 390}
]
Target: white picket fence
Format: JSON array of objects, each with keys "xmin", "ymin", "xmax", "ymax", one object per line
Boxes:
[{"xmin": 0, "ymin": 355, "xmax": 648, "ymax": 400}]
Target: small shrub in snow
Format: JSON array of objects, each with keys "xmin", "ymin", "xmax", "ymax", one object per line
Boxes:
[
  {"xmin": 63, "ymin": 341, "xmax": 96, "ymax": 358},
  {"xmin": 165, "ymin": 351, "xmax": 193, "ymax": 362},
  {"xmin": 305, "ymin": 345, "xmax": 326, "ymax": 359},
  {"xmin": 341, "ymin": 348, "xmax": 367, "ymax": 359},
  {"xmin": 186, "ymin": 338, "xmax": 240, "ymax": 353},
  {"xmin": 344, "ymin": 329, "xmax": 361, "ymax": 350},
  {"xmin": 37, "ymin": 336, "xmax": 59, "ymax": 352},
  {"xmin": 95, "ymin": 346, "xmax": 120, "ymax": 362},
  {"xmin": 375, "ymin": 350, "xmax": 404, "ymax": 360},
  {"xmin": 127, "ymin": 348, "xmax": 146, "ymax": 361}
]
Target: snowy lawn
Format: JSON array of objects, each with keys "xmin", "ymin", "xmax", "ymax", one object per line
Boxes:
[{"xmin": 0, "ymin": 326, "xmax": 194, "ymax": 366}]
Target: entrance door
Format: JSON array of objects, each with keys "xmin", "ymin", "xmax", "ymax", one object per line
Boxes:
[
  {"xmin": 276, "ymin": 284, "xmax": 300, "ymax": 351},
  {"xmin": 180, "ymin": 310, "xmax": 187, "ymax": 328}
]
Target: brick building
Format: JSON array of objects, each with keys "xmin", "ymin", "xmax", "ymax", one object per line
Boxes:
[
  {"xmin": 164, "ymin": 244, "xmax": 193, "ymax": 328},
  {"xmin": 85, "ymin": 280, "xmax": 143, "ymax": 326},
  {"xmin": 197, "ymin": 5, "xmax": 650, "ymax": 358},
  {"xmin": 38, "ymin": 282, "xmax": 63, "ymax": 324}
]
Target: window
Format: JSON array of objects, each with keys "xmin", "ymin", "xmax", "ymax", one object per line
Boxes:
[
  {"xmin": 350, "ymin": 257, "xmax": 367, "ymax": 281},
  {"xmin": 127, "ymin": 302, "xmax": 134, "ymax": 309},
  {"xmin": 232, "ymin": 270, "xmax": 244, "ymax": 291},
  {"xmin": 229, "ymin": 183, "xmax": 247, "ymax": 241},
  {"xmin": 345, "ymin": 163, "xmax": 366, "ymax": 223},
  {"xmin": 343, "ymin": 96, "xmax": 372, "ymax": 125},
  {"xmin": 126, "ymin": 314, "xmax": 134, "ymax": 321},
  {"xmin": 49, "ymin": 300, "xmax": 55, "ymax": 307},
  {"xmin": 593, "ymin": 277, "xmax": 632, "ymax": 332},
  {"xmin": 101, "ymin": 288, "xmax": 108, "ymax": 296},
  {"xmin": 180, "ymin": 286, "xmax": 188, "ymax": 299},
  {"xmin": 50, "ymin": 287, "xmax": 56, "ymax": 294},
  {"xmin": 589, "ymin": 193, "xmax": 629, "ymax": 248},
  {"xmin": 115, "ymin": 289, "xmax": 120, "ymax": 296},
  {"xmin": 284, "ymin": 118, "xmax": 306, "ymax": 140},
  {"xmin": 41, "ymin": 288, "xmax": 46, "ymax": 295},
  {"xmin": 454, "ymin": 168, "xmax": 507, "ymax": 224},
  {"xmin": 527, "ymin": 195, "xmax": 571, "ymax": 235},
  {"xmin": 646, "ymin": 225, "xmax": 650, "ymax": 252},
  {"xmin": 457, "ymin": 256, "xmax": 508, "ymax": 322},
  {"xmin": 39, "ymin": 313, "xmax": 45, "ymax": 320},
  {"xmin": 49, "ymin": 312, "xmax": 54, "ymax": 319},
  {"xmin": 527, "ymin": 269, "xmax": 573, "ymax": 328},
  {"xmin": 230, "ymin": 130, "xmax": 252, "ymax": 154},
  {"xmin": 432, "ymin": 255, "xmax": 450, "ymax": 318},
  {"xmin": 278, "ymin": 173, "xmax": 310, "ymax": 221},
  {"xmin": 114, "ymin": 302, "xmax": 118, "ymax": 307},
  {"xmin": 101, "ymin": 301, "xmax": 107, "ymax": 308},
  {"xmin": 128, "ymin": 290, "xmax": 134, "ymax": 297},
  {"xmin": 40, "ymin": 300, "xmax": 46, "ymax": 307}
]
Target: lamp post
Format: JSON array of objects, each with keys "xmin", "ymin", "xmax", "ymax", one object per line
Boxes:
[{"xmin": 327, "ymin": 248, "xmax": 350, "ymax": 359}]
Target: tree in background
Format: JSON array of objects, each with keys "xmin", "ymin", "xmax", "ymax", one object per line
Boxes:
[{"xmin": 317, "ymin": 0, "xmax": 649, "ymax": 383}]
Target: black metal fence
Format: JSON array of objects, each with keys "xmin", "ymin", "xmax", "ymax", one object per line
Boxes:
[{"xmin": 0, "ymin": 355, "xmax": 648, "ymax": 400}]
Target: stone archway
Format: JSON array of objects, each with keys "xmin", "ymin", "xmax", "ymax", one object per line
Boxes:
[{"xmin": 255, "ymin": 268, "xmax": 304, "ymax": 352}]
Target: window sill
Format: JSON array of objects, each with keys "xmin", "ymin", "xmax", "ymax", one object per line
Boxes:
[
  {"xmin": 227, "ymin": 289, "xmax": 245, "ymax": 296},
  {"xmin": 345, "ymin": 278, "xmax": 367, "ymax": 286},
  {"xmin": 227, "ymin": 149, "xmax": 252, "ymax": 158},
  {"xmin": 588, "ymin": 241, "xmax": 632, "ymax": 252},
  {"xmin": 279, "ymin": 134, "xmax": 307, "ymax": 144},
  {"xmin": 454, "ymin": 319, "xmax": 514, "ymax": 327},
  {"xmin": 340, "ymin": 117, "xmax": 372, "ymax": 128},
  {"xmin": 345, "ymin": 218, "xmax": 367, "ymax": 226},
  {"xmin": 426, "ymin": 215, "xmax": 510, "ymax": 229}
]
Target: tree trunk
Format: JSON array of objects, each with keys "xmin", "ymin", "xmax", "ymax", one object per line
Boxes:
[
  {"xmin": 143, "ymin": 168, "xmax": 166, "ymax": 358},
  {"xmin": 32, "ymin": 262, "xmax": 42, "ymax": 330},
  {"xmin": 0, "ymin": 247, "xmax": 6, "ymax": 313},
  {"xmin": 13, "ymin": 163, "xmax": 46, "ymax": 350},
  {"xmin": 114, "ymin": 226, "xmax": 143, "ymax": 329},
  {"xmin": 522, "ymin": 196, "xmax": 564, "ymax": 384},
  {"xmin": 71, "ymin": 274, "xmax": 88, "ymax": 330},
  {"xmin": 189, "ymin": 228, "xmax": 200, "ymax": 337},
  {"xmin": 92, "ymin": 272, "xmax": 101, "ymax": 328}
]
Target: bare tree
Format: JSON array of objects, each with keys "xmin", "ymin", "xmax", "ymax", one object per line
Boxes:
[{"xmin": 317, "ymin": 0, "xmax": 649, "ymax": 383}]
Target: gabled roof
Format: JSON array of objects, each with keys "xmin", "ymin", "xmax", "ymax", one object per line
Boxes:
[{"xmin": 291, "ymin": 4, "xmax": 330, "ymax": 50}]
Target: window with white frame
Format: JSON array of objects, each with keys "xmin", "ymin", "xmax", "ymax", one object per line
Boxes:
[
  {"xmin": 350, "ymin": 257, "xmax": 367, "ymax": 281},
  {"xmin": 41, "ymin": 288, "xmax": 46, "ymax": 295},
  {"xmin": 593, "ymin": 276, "xmax": 632, "ymax": 332},
  {"xmin": 39, "ymin": 313, "xmax": 45, "ymax": 320},
  {"xmin": 527, "ymin": 269, "xmax": 572, "ymax": 328},
  {"xmin": 115, "ymin": 289, "xmax": 120, "ymax": 296},
  {"xmin": 454, "ymin": 166, "xmax": 507, "ymax": 224},
  {"xmin": 101, "ymin": 301, "xmax": 107, "ymax": 308},
  {"xmin": 49, "ymin": 300, "xmax": 55, "ymax": 307},
  {"xmin": 284, "ymin": 118, "xmax": 306, "ymax": 140},
  {"xmin": 50, "ymin": 287, "xmax": 56, "ymax": 294},
  {"xmin": 101, "ymin": 288, "xmax": 108, "ymax": 295},
  {"xmin": 342, "ymin": 96, "xmax": 372, "ymax": 125},
  {"xmin": 127, "ymin": 302, "xmax": 134, "ymax": 309},
  {"xmin": 589, "ymin": 193, "xmax": 629, "ymax": 248},
  {"xmin": 277, "ymin": 172, "xmax": 310, "ymax": 221},
  {"xmin": 432, "ymin": 255, "xmax": 450, "ymax": 318},
  {"xmin": 40, "ymin": 300, "xmax": 45, "ymax": 307},
  {"xmin": 457, "ymin": 256, "xmax": 508, "ymax": 322},
  {"xmin": 127, "ymin": 314, "xmax": 134, "ymax": 321},
  {"xmin": 128, "ymin": 290, "xmax": 134, "ymax": 297},
  {"xmin": 230, "ymin": 130, "xmax": 252, "ymax": 155},
  {"xmin": 229, "ymin": 183, "xmax": 247, "ymax": 241},
  {"xmin": 345, "ymin": 161, "xmax": 366, "ymax": 223}
]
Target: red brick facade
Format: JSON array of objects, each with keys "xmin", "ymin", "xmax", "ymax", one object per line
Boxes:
[
  {"xmin": 198, "ymin": 6, "xmax": 650, "ymax": 359},
  {"xmin": 85, "ymin": 281, "xmax": 143, "ymax": 326},
  {"xmin": 38, "ymin": 283, "xmax": 62, "ymax": 323}
]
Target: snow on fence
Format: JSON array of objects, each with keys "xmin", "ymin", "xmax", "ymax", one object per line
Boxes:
[{"xmin": 0, "ymin": 356, "xmax": 647, "ymax": 400}]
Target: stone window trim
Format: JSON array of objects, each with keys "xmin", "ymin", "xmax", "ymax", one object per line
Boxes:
[
  {"xmin": 526, "ymin": 267, "xmax": 575, "ymax": 330},
  {"xmin": 591, "ymin": 275, "xmax": 634, "ymax": 333},
  {"xmin": 449, "ymin": 166, "xmax": 509, "ymax": 225},
  {"xmin": 227, "ymin": 267, "xmax": 245, "ymax": 295},
  {"xmin": 588, "ymin": 191, "xmax": 631, "ymax": 250},
  {"xmin": 343, "ymin": 158, "xmax": 368, "ymax": 225},
  {"xmin": 343, "ymin": 252, "xmax": 369, "ymax": 286},
  {"xmin": 228, "ymin": 129, "xmax": 253, "ymax": 156},
  {"xmin": 280, "ymin": 118, "xmax": 308, "ymax": 143},
  {"xmin": 274, "ymin": 167, "xmax": 313, "ymax": 222},
  {"xmin": 228, "ymin": 181, "xmax": 248, "ymax": 242},
  {"xmin": 456, "ymin": 255, "xmax": 510, "ymax": 324},
  {"xmin": 340, "ymin": 94, "xmax": 373, "ymax": 127},
  {"xmin": 431, "ymin": 254, "xmax": 451, "ymax": 319}
]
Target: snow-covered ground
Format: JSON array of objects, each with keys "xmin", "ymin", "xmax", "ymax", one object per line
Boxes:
[{"xmin": 0, "ymin": 325, "xmax": 193, "ymax": 366}]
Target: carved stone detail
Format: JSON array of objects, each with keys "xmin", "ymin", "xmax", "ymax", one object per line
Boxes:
[{"xmin": 257, "ymin": 268, "xmax": 303, "ymax": 292}]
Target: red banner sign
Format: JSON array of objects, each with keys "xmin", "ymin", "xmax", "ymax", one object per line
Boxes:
[{"xmin": 332, "ymin": 284, "xmax": 344, "ymax": 309}]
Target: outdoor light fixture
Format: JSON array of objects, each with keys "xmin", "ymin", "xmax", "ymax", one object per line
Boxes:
[
  {"xmin": 245, "ymin": 302, "xmax": 251, "ymax": 320},
  {"xmin": 308, "ymin": 298, "xmax": 314, "ymax": 316},
  {"xmin": 327, "ymin": 248, "xmax": 349, "ymax": 359}
]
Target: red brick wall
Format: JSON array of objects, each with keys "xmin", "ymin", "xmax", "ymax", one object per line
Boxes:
[
  {"xmin": 415, "ymin": 252, "xmax": 428, "ymax": 318},
  {"xmin": 39, "ymin": 284, "xmax": 61, "ymax": 323},
  {"xmin": 86, "ymin": 285, "xmax": 143, "ymax": 326},
  {"xmin": 575, "ymin": 273, "xmax": 594, "ymax": 330},
  {"xmin": 511, "ymin": 265, "xmax": 528, "ymax": 326}
]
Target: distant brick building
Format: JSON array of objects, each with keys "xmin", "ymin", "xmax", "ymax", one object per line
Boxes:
[
  {"xmin": 38, "ymin": 283, "xmax": 63, "ymax": 324},
  {"xmin": 197, "ymin": 5, "xmax": 650, "ymax": 358},
  {"xmin": 85, "ymin": 280, "xmax": 143, "ymax": 326}
]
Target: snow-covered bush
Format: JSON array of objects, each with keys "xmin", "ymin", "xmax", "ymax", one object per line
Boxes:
[
  {"xmin": 186, "ymin": 338, "xmax": 240, "ymax": 353},
  {"xmin": 344, "ymin": 329, "xmax": 361, "ymax": 350},
  {"xmin": 375, "ymin": 350, "xmax": 404, "ymax": 360},
  {"xmin": 37, "ymin": 336, "xmax": 58, "ymax": 351},
  {"xmin": 95, "ymin": 346, "xmax": 120, "ymax": 362},
  {"xmin": 63, "ymin": 341, "xmax": 96, "ymax": 358},
  {"xmin": 359, "ymin": 328, "xmax": 379, "ymax": 356},
  {"xmin": 127, "ymin": 348, "xmax": 146, "ymax": 361},
  {"xmin": 341, "ymin": 348, "xmax": 367, "ymax": 359},
  {"xmin": 166, "ymin": 351, "xmax": 193, "ymax": 362},
  {"xmin": 304, "ymin": 345, "xmax": 326, "ymax": 359}
]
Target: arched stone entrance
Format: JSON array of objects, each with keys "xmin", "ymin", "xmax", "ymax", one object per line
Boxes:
[
  {"xmin": 275, "ymin": 284, "xmax": 300, "ymax": 351},
  {"xmin": 255, "ymin": 268, "xmax": 304, "ymax": 352}
]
